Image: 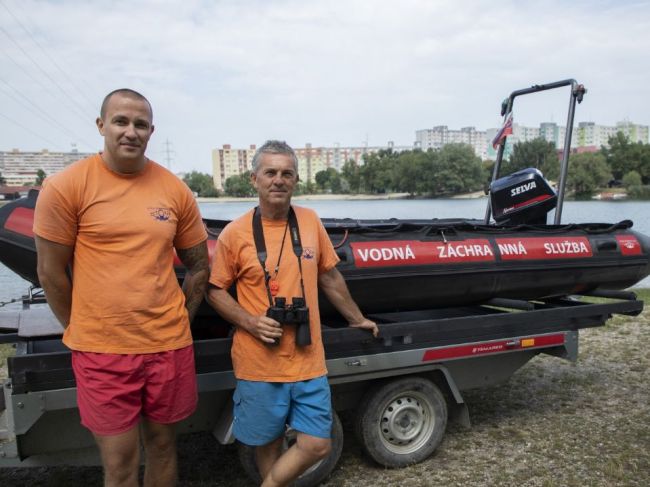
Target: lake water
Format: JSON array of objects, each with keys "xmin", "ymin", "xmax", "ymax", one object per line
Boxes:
[{"xmin": 2, "ymin": 198, "xmax": 649, "ymax": 311}]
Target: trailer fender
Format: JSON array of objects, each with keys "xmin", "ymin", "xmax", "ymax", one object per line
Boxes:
[{"xmin": 428, "ymin": 366, "xmax": 470, "ymax": 429}]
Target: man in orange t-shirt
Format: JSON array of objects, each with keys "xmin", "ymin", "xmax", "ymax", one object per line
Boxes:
[
  {"xmin": 207, "ymin": 140, "xmax": 378, "ymax": 487},
  {"xmin": 33, "ymin": 89, "xmax": 209, "ymax": 487}
]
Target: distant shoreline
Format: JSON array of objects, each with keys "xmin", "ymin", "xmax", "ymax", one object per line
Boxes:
[
  {"xmin": 196, "ymin": 192, "xmax": 494, "ymax": 203},
  {"xmin": 196, "ymin": 193, "xmax": 414, "ymax": 203}
]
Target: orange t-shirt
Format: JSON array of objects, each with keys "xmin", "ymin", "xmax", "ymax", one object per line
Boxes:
[
  {"xmin": 209, "ymin": 207, "xmax": 339, "ymax": 382},
  {"xmin": 33, "ymin": 154, "xmax": 207, "ymax": 354}
]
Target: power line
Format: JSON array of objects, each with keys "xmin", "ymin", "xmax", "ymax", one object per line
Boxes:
[
  {"xmin": 0, "ymin": 112, "xmax": 65, "ymax": 150},
  {"xmin": 0, "ymin": 24, "xmax": 95, "ymax": 123},
  {"xmin": 0, "ymin": 78, "xmax": 97, "ymax": 151},
  {"xmin": 0, "ymin": 0, "xmax": 97, "ymax": 113}
]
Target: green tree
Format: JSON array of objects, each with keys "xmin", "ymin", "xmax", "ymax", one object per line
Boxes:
[
  {"xmin": 393, "ymin": 150, "xmax": 429, "ymax": 196},
  {"xmin": 183, "ymin": 171, "xmax": 219, "ymax": 197},
  {"xmin": 35, "ymin": 169, "xmax": 47, "ymax": 186},
  {"xmin": 622, "ymin": 170, "xmax": 642, "ymax": 189},
  {"xmin": 340, "ymin": 160, "xmax": 361, "ymax": 193},
  {"xmin": 433, "ymin": 144, "xmax": 486, "ymax": 195},
  {"xmin": 566, "ymin": 152, "xmax": 611, "ymax": 199},
  {"xmin": 224, "ymin": 172, "xmax": 255, "ymax": 197},
  {"xmin": 294, "ymin": 180, "xmax": 317, "ymax": 195},
  {"xmin": 360, "ymin": 150, "xmax": 398, "ymax": 194},
  {"xmin": 314, "ymin": 167, "xmax": 342, "ymax": 193},
  {"xmin": 503, "ymin": 138, "xmax": 559, "ymax": 180},
  {"xmin": 602, "ymin": 132, "xmax": 650, "ymax": 184}
]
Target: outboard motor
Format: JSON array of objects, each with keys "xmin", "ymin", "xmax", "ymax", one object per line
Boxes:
[{"xmin": 490, "ymin": 168, "xmax": 557, "ymax": 225}]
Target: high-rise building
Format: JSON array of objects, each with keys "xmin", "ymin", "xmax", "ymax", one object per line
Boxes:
[
  {"xmin": 415, "ymin": 126, "xmax": 488, "ymax": 159},
  {"xmin": 0, "ymin": 149, "xmax": 94, "ymax": 187},
  {"xmin": 211, "ymin": 144, "xmax": 257, "ymax": 191}
]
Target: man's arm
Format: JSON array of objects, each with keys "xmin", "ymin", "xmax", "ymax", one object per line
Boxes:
[
  {"xmin": 35, "ymin": 235, "xmax": 74, "ymax": 328},
  {"xmin": 177, "ymin": 241, "xmax": 210, "ymax": 323},
  {"xmin": 318, "ymin": 267, "xmax": 379, "ymax": 337},
  {"xmin": 206, "ymin": 285, "xmax": 282, "ymax": 344}
]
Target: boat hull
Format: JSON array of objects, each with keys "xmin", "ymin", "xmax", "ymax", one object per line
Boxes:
[{"xmin": 2, "ymin": 193, "xmax": 649, "ymax": 318}]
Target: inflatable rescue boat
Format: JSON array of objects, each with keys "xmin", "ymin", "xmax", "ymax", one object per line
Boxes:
[{"xmin": 1, "ymin": 167, "xmax": 649, "ymax": 317}]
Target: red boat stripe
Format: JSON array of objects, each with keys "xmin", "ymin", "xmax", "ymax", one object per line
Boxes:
[
  {"xmin": 4, "ymin": 207, "xmax": 35, "ymax": 238},
  {"xmin": 616, "ymin": 235, "xmax": 642, "ymax": 256},
  {"xmin": 510, "ymin": 194, "xmax": 553, "ymax": 211},
  {"xmin": 351, "ymin": 239, "xmax": 495, "ymax": 267},
  {"xmin": 421, "ymin": 333, "xmax": 565, "ymax": 361}
]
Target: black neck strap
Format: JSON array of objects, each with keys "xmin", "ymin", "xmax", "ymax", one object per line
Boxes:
[{"xmin": 252, "ymin": 206, "xmax": 306, "ymax": 306}]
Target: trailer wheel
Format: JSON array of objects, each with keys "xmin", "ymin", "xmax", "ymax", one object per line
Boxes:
[
  {"xmin": 355, "ymin": 377, "xmax": 447, "ymax": 467},
  {"xmin": 238, "ymin": 410, "xmax": 343, "ymax": 487}
]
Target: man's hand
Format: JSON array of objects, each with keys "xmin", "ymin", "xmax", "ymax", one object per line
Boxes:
[
  {"xmin": 243, "ymin": 315, "xmax": 284, "ymax": 344},
  {"xmin": 318, "ymin": 267, "xmax": 379, "ymax": 339},
  {"xmin": 349, "ymin": 318, "xmax": 379, "ymax": 338},
  {"xmin": 207, "ymin": 285, "xmax": 285, "ymax": 344}
]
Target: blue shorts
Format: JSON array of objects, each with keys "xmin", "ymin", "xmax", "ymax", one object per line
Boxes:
[{"xmin": 232, "ymin": 375, "xmax": 332, "ymax": 446}]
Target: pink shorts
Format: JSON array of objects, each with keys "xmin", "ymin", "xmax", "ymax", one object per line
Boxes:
[{"xmin": 71, "ymin": 345, "xmax": 198, "ymax": 436}]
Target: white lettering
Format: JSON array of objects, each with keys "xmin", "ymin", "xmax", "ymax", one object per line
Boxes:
[
  {"xmin": 438, "ymin": 243, "xmax": 493, "ymax": 259},
  {"xmin": 498, "ymin": 242, "xmax": 528, "ymax": 255},
  {"xmin": 438, "ymin": 245, "xmax": 447, "ymax": 258},
  {"xmin": 357, "ymin": 245, "xmax": 419, "ymax": 263},
  {"xmin": 405, "ymin": 245, "xmax": 415, "ymax": 259},
  {"xmin": 510, "ymin": 181, "xmax": 537, "ymax": 197},
  {"xmin": 544, "ymin": 240, "xmax": 590, "ymax": 255},
  {"xmin": 472, "ymin": 344, "xmax": 504, "ymax": 353}
]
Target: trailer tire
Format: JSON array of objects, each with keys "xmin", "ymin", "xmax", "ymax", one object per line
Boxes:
[
  {"xmin": 238, "ymin": 410, "xmax": 343, "ymax": 487},
  {"xmin": 355, "ymin": 377, "xmax": 447, "ymax": 467}
]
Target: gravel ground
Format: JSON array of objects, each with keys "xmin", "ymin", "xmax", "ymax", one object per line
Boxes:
[{"xmin": 1, "ymin": 304, "xmax": 649, "ymax": 487}]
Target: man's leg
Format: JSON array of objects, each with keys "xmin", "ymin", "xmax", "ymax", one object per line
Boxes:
[
  {"xmin": 255, "ymin": 436, "xmax": 284, "ymax": 480},
  {"xmin": 141, "ymin": 420, "xmax": 178, "ymax": 487},
  {"xmin": 261, "ymin": 432, "xmax": 331, "ymax": 487},
  {"xmin": 94, "ymin": 427, "xmax": 141, "ymax": 487}
]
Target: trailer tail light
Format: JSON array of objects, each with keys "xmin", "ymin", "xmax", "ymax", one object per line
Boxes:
[{"xmin": 521, "ymin": 338, "xmax": 535, "ymax": 348}]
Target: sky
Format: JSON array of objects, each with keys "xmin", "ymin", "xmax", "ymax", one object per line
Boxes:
[{"xmin": 1, "ymin": 0, "xmax": 649, "ymax": 173}]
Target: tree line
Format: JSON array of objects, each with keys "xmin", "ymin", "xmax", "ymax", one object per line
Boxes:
[{"xmin": 181, "ymin": 132, "xmax": 650, "ymax": 200}]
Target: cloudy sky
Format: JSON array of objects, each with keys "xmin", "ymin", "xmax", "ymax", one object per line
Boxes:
[{"xmin": 1, "ymin": 0, "xmax": 649, "ymax": 173}]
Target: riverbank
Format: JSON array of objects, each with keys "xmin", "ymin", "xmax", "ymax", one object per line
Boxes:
[{"xmin": 197, "ymin": 193, "xmax": 412, "ymax": 203}]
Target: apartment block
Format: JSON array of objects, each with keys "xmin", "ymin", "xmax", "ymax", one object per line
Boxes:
[
  {"xmin": 212, "ymin": 143, "xmax": 413, "ymax": 185},
  {"xmin": 0, "ymin": 149, "xmax": 94, "ymax": 187},
  {"xmin": 211, "ymin": 144, "xmax": 257, "ymax": 191},
  {"xmin": 415, "ymin": 126, "xmax": 488, "ymax": 159},
  {"xmin": 424, "ymin": 120, "xmax": 649, "ymax": 161}
]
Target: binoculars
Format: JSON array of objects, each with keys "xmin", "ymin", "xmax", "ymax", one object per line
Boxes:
[{"xmin": 266, "ymin": 297, "xmax": 311, "ymax": 346}]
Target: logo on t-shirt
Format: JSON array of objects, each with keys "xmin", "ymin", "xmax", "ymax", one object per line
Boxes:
[
  {"xmin": 302, "ymin": 247, "xmax": 315, "ymax": 260},
  {"xmin": 148, "ymin": 207, "xmax": 171, "ymax": 222}
]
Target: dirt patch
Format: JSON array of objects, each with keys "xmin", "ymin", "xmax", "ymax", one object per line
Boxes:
[{"xmin": 1, "ymin": 311, "xmax": 649, "ymax": 486}]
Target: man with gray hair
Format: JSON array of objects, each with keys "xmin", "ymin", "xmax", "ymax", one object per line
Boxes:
[{"xmin": 207, "ymin": 140, "xmax": 378, "ymax": 487}]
